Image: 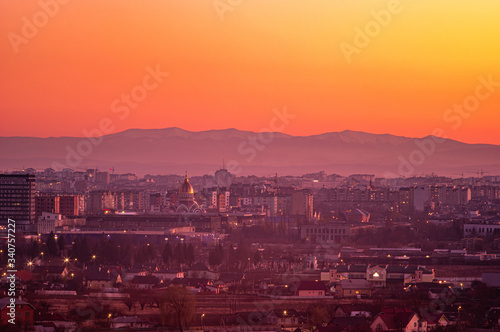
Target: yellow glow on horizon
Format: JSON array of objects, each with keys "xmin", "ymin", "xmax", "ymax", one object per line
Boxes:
[{"xmin": 0, "ymin": 1, "xmax": 499, "ymax": 143}]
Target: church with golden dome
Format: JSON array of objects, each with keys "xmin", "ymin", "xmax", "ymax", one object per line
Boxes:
[{"xmin": 172, "ymin": 174, "xmax": 203, "ymax": 213}]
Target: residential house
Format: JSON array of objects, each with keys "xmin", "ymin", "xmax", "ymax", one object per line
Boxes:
[
  {"xmin": 370, "ymin": 309, "xmax": 427, "ymax": 332},
  {"xmin": 32, "ymin": 265, "xmax": 68, "ymax": 281},
  {"xmin": 321, "ymin": 270, "xmax": 331, "ymax": 282},
  {"xmin": 386, "ymin": 265, "xmax": 406, "ymax": 290},
  {"xmin": 386, "ymin": 265, "xmax": 434, "ymax": 288},
  {"xmin": 328, "ymin": 265, "xmax": 349, "ymax": 283},
  {"xmin": 403, "ymin": 266, "xmax": 420, "ymax": 284},
  {"xmin": 107, "ymin": 266, "xmax": 123, "ymax": 284},
  {"xmin": 367, "ymin": 265, "xmax": 387, "ymax": 288},
  {"xmin": 273, "ymin": 309, "xmax": 301, "ymax": 327},
  {"xmin": 186, "ymin": 263, "xmax": 217, "ymax": 280},
  {"xmin": 294, "ymin": 281, "xmax": 327, "ymax": 297},
  {"xmin": 349, "ymin": 265, "xmax": 368, "ymax": 279},
  {"xmin": 336, "ymin": 279, "xmax": 371, "ymax": 298},
  {"xmin": 84, "ymin": 268, "xmax": 113, "ymax": 289},
  {"xmin": 0, "ymin": 297, "xmax": 35, "ymax": 327},
  {"xmin": 414, "ymin": 267, "xmax": 435, "ymax": 283},
  {"xmin": 154, "ymin": 269, "xmax": 184, "ymax": 282},
  {"xmin": 131, "ymin": 276, "xmax": 160, "ymax": 289},
  {"xmin": 121, "ymin": 267, "xmax": 149, "ymax": 283},
  {"xmin": 14, "ymin": 270, "xmax": 35, "ymax": 283},
  {"xmin": 425, "ymin": 313, "xmax": 450, "ymax": 330}
]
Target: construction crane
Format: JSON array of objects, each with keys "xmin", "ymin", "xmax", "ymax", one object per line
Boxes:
[
  {"xmin": 452, "ymin": 171, "xmax": 466, "ymax": 179},
  {"xmin": 467, "ymin": 169, "xmax": 490, "ymax": 177}
]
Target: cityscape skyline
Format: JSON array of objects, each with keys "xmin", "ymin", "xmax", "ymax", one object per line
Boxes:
[{"xmin": 1, "ymin": 1, "xmax": 500, "ymax": 330}]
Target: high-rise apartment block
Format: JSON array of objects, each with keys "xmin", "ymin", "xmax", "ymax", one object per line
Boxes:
[{"xmin": 0, "ymin": 174, "xmax": 36, "ymax": 232}]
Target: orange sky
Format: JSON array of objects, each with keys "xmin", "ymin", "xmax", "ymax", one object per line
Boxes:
[{"xmin": 1, "ymin": 1, "xmax": 500, "ymax": 144}]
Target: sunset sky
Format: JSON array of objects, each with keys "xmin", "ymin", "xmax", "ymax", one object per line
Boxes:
[{"xmin": 1, "ymin": 1, "xmax": 500, "ymax": 144}]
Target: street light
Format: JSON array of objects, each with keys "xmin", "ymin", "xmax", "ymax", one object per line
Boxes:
[{"xmin": 201, "ymin": 313, "xmax": 205, "ymax": 329}]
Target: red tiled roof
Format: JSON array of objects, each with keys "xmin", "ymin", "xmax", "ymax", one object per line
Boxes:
[{"xmin": 15, "ymin": 270, "xmax": 34, "ymax": 282}]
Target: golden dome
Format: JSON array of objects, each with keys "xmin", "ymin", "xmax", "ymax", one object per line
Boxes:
[{"xmin": 179, "ymin": 175, "xmax": 194, "ymax": 194}]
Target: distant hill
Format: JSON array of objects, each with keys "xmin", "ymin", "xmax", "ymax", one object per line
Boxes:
[{"xmin": 1, "ymin": 127, "xmax": 499, "ymax": 176}]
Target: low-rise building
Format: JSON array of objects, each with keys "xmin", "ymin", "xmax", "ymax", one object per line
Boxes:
[
  {"xmin": 464, "ymin": 222, "xmax": 500, "ymax": 237},
  {"xmin": 336, "ymin": 279, "xmax": 371, "ymax": 298},
  {"xmin": 154, "ymin": 269, "xmax": 184, "ymax": 282},
  {"xmin": 367, "ymin": 265, "xmax": 387, "ymax": 288},
  {"xmin": 32, "ymin": 265, "xmax": 68, "ymax": 281},
  {"xmin": 301, "ymin": 224, "xmax": 351, "ymax": 244},
  {"xmin": 131, "ymin": 276, "xmax": 160, "ymax": 289},
  {"xmin": 84, "ymin": 269, "xmax": 113, "ymax": 289},
  {"xmin": 0, "ymin": 297, "xmax": 35, "ymax": 327},
  {"xmin": 370, "ymin": 309, "xmax": 427, "ymax": 332},
  {"xmin": 186, "ymin": 263, "xmax": 217, "ymax": 280},
  {"xmin": 294, "ymin": 281, "xmax": 327, "ymax": 297}
]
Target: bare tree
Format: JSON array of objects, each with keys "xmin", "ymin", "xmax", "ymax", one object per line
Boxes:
[
  {"xmin": 138, "ymin": 289, "xmax": 152, "ymax": 310},
  {"xmin": 122, "ymin": 287, "xmax": 138, "ymax": 311},
  {"xmin": 123, "ymin": 297, "xmax": 135, "ymax": 311},
  {"xmin": 159, "ymin": 286, "xmax": 196, "ymax": 332}
]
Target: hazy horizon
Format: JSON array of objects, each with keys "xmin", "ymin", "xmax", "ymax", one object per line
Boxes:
[
  {"xmin": 3, "ymin": 127, "xmax": 500, "ymax": 177},
  {"xmin": 2, "ymin": 1, "xmax": 500, "ymax": 144},
  {"xmin": 3, "ymin": 126, "xmax": 500, "ymax": 146}
]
